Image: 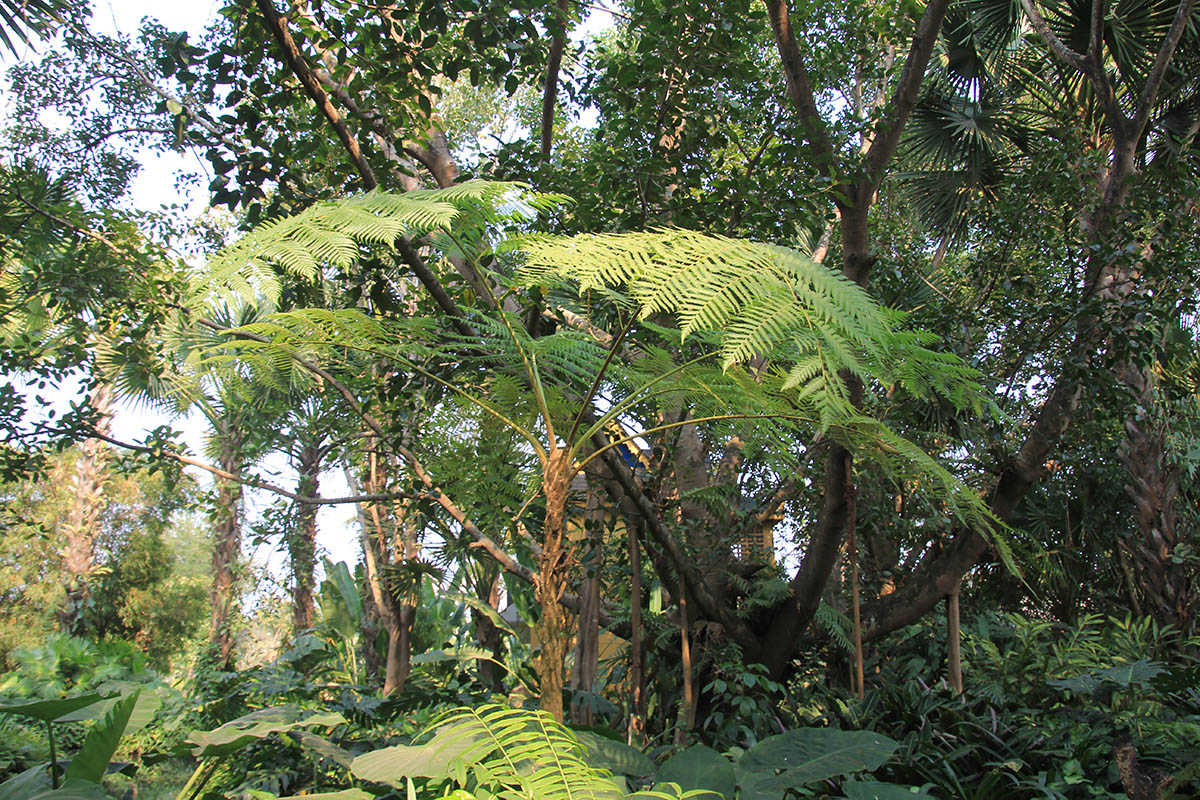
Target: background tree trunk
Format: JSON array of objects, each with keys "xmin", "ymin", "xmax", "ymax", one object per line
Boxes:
[
  {"xmin": 209, "ymin": 420, "xmax": 245, "ymax": 668},
  {"xmin": 59, "ymin": 381, "xmax": 115, "ymax": 635}
]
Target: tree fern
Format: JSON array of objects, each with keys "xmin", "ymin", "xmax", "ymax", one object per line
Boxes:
[{"xmin": 350, "ymin": 703, "xmax": 625, "ymax": 799}]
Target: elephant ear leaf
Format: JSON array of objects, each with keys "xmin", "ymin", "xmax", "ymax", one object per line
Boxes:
[{"xmin": 65, "ymin": 690, "xmax": 140, "ymax": 783}]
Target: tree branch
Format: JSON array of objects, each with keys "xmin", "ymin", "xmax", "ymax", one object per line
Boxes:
[
  {"xmin": 253, "ymin": 0, "xmax": 476, "ymax": 338},
  {"xmin": 1131, "ymin": 0, "xmax": 1197, "ymax": 136},
  {"xmin": 90, "ymin": 430, "xmax": 399, "ymax": 505},
  {"xmin": 540, "ymin": 0, "xmax": 571, "ymax": 158},
  {"xmin": 860, "ymin": 0, "xmax": 953, "ymax": 201},
  {"xmin": 766, "ymin": 0, "xmax": 839, "ymax": 187},
  {"xmin": 255, "ymin": 0, "xmax": 377, "ymax": 190},
  {"xmin": 1018, "ymin": 0, "xmax": 1089, "ymax": 73}
]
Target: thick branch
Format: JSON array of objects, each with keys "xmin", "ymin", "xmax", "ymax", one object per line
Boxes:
[
  {"xmin": 540, "ymin": 0, "xmax": 571, "ymax": 158},
  {"xmin": 255, "ymin": 0, "xmax": 377, "ymax": 189},
  {"xmin": 590, "ymin": 432, "xmax": 761, "ymax": 653},
  {"xmin": 1018, "ymin": 0, "xmax": 1089, "ymax": 73},
  {"xmin": 860, "ymin": 0, "xmax": 953, "ymax": 201},
  {"xmin": 254, "ymin": 0, "xmax": 475, "ymax": 338},
  {"xmin": 766, "ymin": 0, "xmax": 838, "ymax": 184},
  {"xmin": 1131, "ymin": 0, "xmax": 1197, "ymax": 135}
]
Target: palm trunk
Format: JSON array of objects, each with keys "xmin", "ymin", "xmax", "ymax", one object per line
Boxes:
[
  {"xmin": 385, "ymin": 509, "xmax": 419, "ymax": 695},
  {"xmin": 1120, "ymin": 367, "xmax": 1193, "ymax": 635},
  {"xmin": 290, "ymin": 441, "xmax": 322, "ymax": 632},
  {"xmin": 210, "ymin": 421, "xmax": 245, "ymax": 668},
  {"xmin": 60, "ymin": 382, "xmax": 114, "ymax": 635}
]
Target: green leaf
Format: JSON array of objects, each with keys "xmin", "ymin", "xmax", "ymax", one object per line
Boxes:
[
  {"xmin": 349, "ymin": 721, "xmax": 488, "ymax": 785},
  {"xmin": 656, "ymin": 745, "xmax": 735, "ymax": 799},
  {"xmin": 20, "ymin": 779, "xmax": 112, "ymax": 800},
  {"xmin": 57, "ymin": 684, "xmax": 160, "ymax": 733},
  {"xmin": 278, "ymin": 792, "xmax": 374, "ymax": 800},
  {"xmin": 0, "ymin": 764, "xmax": 51, "ymax": 800},
  {"xmin": 843, "ymin": 780, "xmax": 937, "ymax": 800},
  {"xmin": 186, "ymin": 707, "xmax": 347, "ymax": 757},
  {"xmin": 574, "ymin": 730, "xmax": 655, "ymax": 777},
  {"xmin": 736, "ymin": 729, "xmax": 898, "ymax": 793},
  {"xmin": 65, "ymin": 690, "xmax": 139, "ymax": 783},
  {"xmin": 0, "ymin": 694, "xmax": 106, "ymax": 723},
  {"xmin": 292, "ymin": 730, "xmax": 354, "ymax": 767}
]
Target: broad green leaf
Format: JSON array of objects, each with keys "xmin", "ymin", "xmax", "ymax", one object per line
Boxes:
[
  {"xmin": 350, "ymin": 720, "xmax": 489, "ymax": 785},
  {"xmin": 57, "ymin": 684, "xmax": 160, "ymax": 733},
  {"xmin": 410, "ymin": 646, "xmax": 497, "ymax": 667},
  {"xmin": 656, "ymin": 745, "xmax": 734, "ymax": 799},
  {"xmin": 66, "ymin": 690, "xmax": 139, "ymax": 783},
  {"xmin": 21, "ymin": 779, "xmax": 112, "ymax": 799},
  {"xmin": 279, "ymin": 792, "xmax": 374, "ymax": 800},
  {"xmin": 574, "ymin": 730, "xmax": 655, "ymax": 777},
  {"xmin": 293, "ymin": 730, "xmax": 354, "ymax": 767},
  {"xmin": 0, "ymin": 764, "xmax": 50, "ymax": 800},
  {"xmin": 186, "ymin": 707, "xmax": 347, "ymax": 757},
  {"xmin": 0, "ymin": 694, "xmax": 105, "ymax": 723},
  {"xmin": 737, "ymin": 729, "xmax": 898, "ymax": 792},
  {"xmin": 842, "ymin": 780, "xmax": 937, "ymax": 799},
  {"xmin": 320, "ymin": 558, "xmax": 363, "ymax": 638}
]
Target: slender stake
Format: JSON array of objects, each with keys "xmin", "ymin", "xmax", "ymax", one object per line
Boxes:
[
  {"xmin": 846, "ymin": 460, "xmax": 864, "ymax": 699},
  {"xmin": 947, "ymin": 584, "xmax": 963, "ymax": 694},
  {"xmin": 628, "ymin": 519, "xmax": 645, "ymax": 746},
  {"xmin": 675, "ymin": 572, "xmax": 695, "ymax": 745}
]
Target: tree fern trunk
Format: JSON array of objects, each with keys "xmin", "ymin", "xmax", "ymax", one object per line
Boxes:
[{"xmin": 536, "ymin": 450, "xmax": 573, "ymax": 723}]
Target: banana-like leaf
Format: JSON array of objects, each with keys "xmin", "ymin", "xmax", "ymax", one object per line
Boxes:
[
  {"xmin": 350, "ymin": 720, "xmax": 489, "ymax": 785},
  {"xmin": 56, "ymin": 683, "xmax": 160, "ymax": 733}
]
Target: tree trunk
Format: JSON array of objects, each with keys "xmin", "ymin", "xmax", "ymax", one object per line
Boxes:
[
  {"xmin": 1120, "ymin": 367, "xmax": 1193, "ymax": 635},
  {"xmin": 473, "ymin": 570, "xmax": 504, "ymax": 690},
  {"xmin": 571, "ymin": 485, "xmax": 604, "ymax": 726},
  {"xmin": 210, "ymin": 421, "xmax": 245, "ymax": 668},
  {"xmin": 290, "ymin": 440, "xmax": 321, "ymax": 632},
  {"xmin": 59, "ymin": 382, "xmax": 115, "ymax": 635},
  {"xmin": 536, "ymin": 450, "xmax": 574, "ymax": 723},
  {"xmin": 384, "ymin": 508, "xmax": 420, "ymax": 695}
]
